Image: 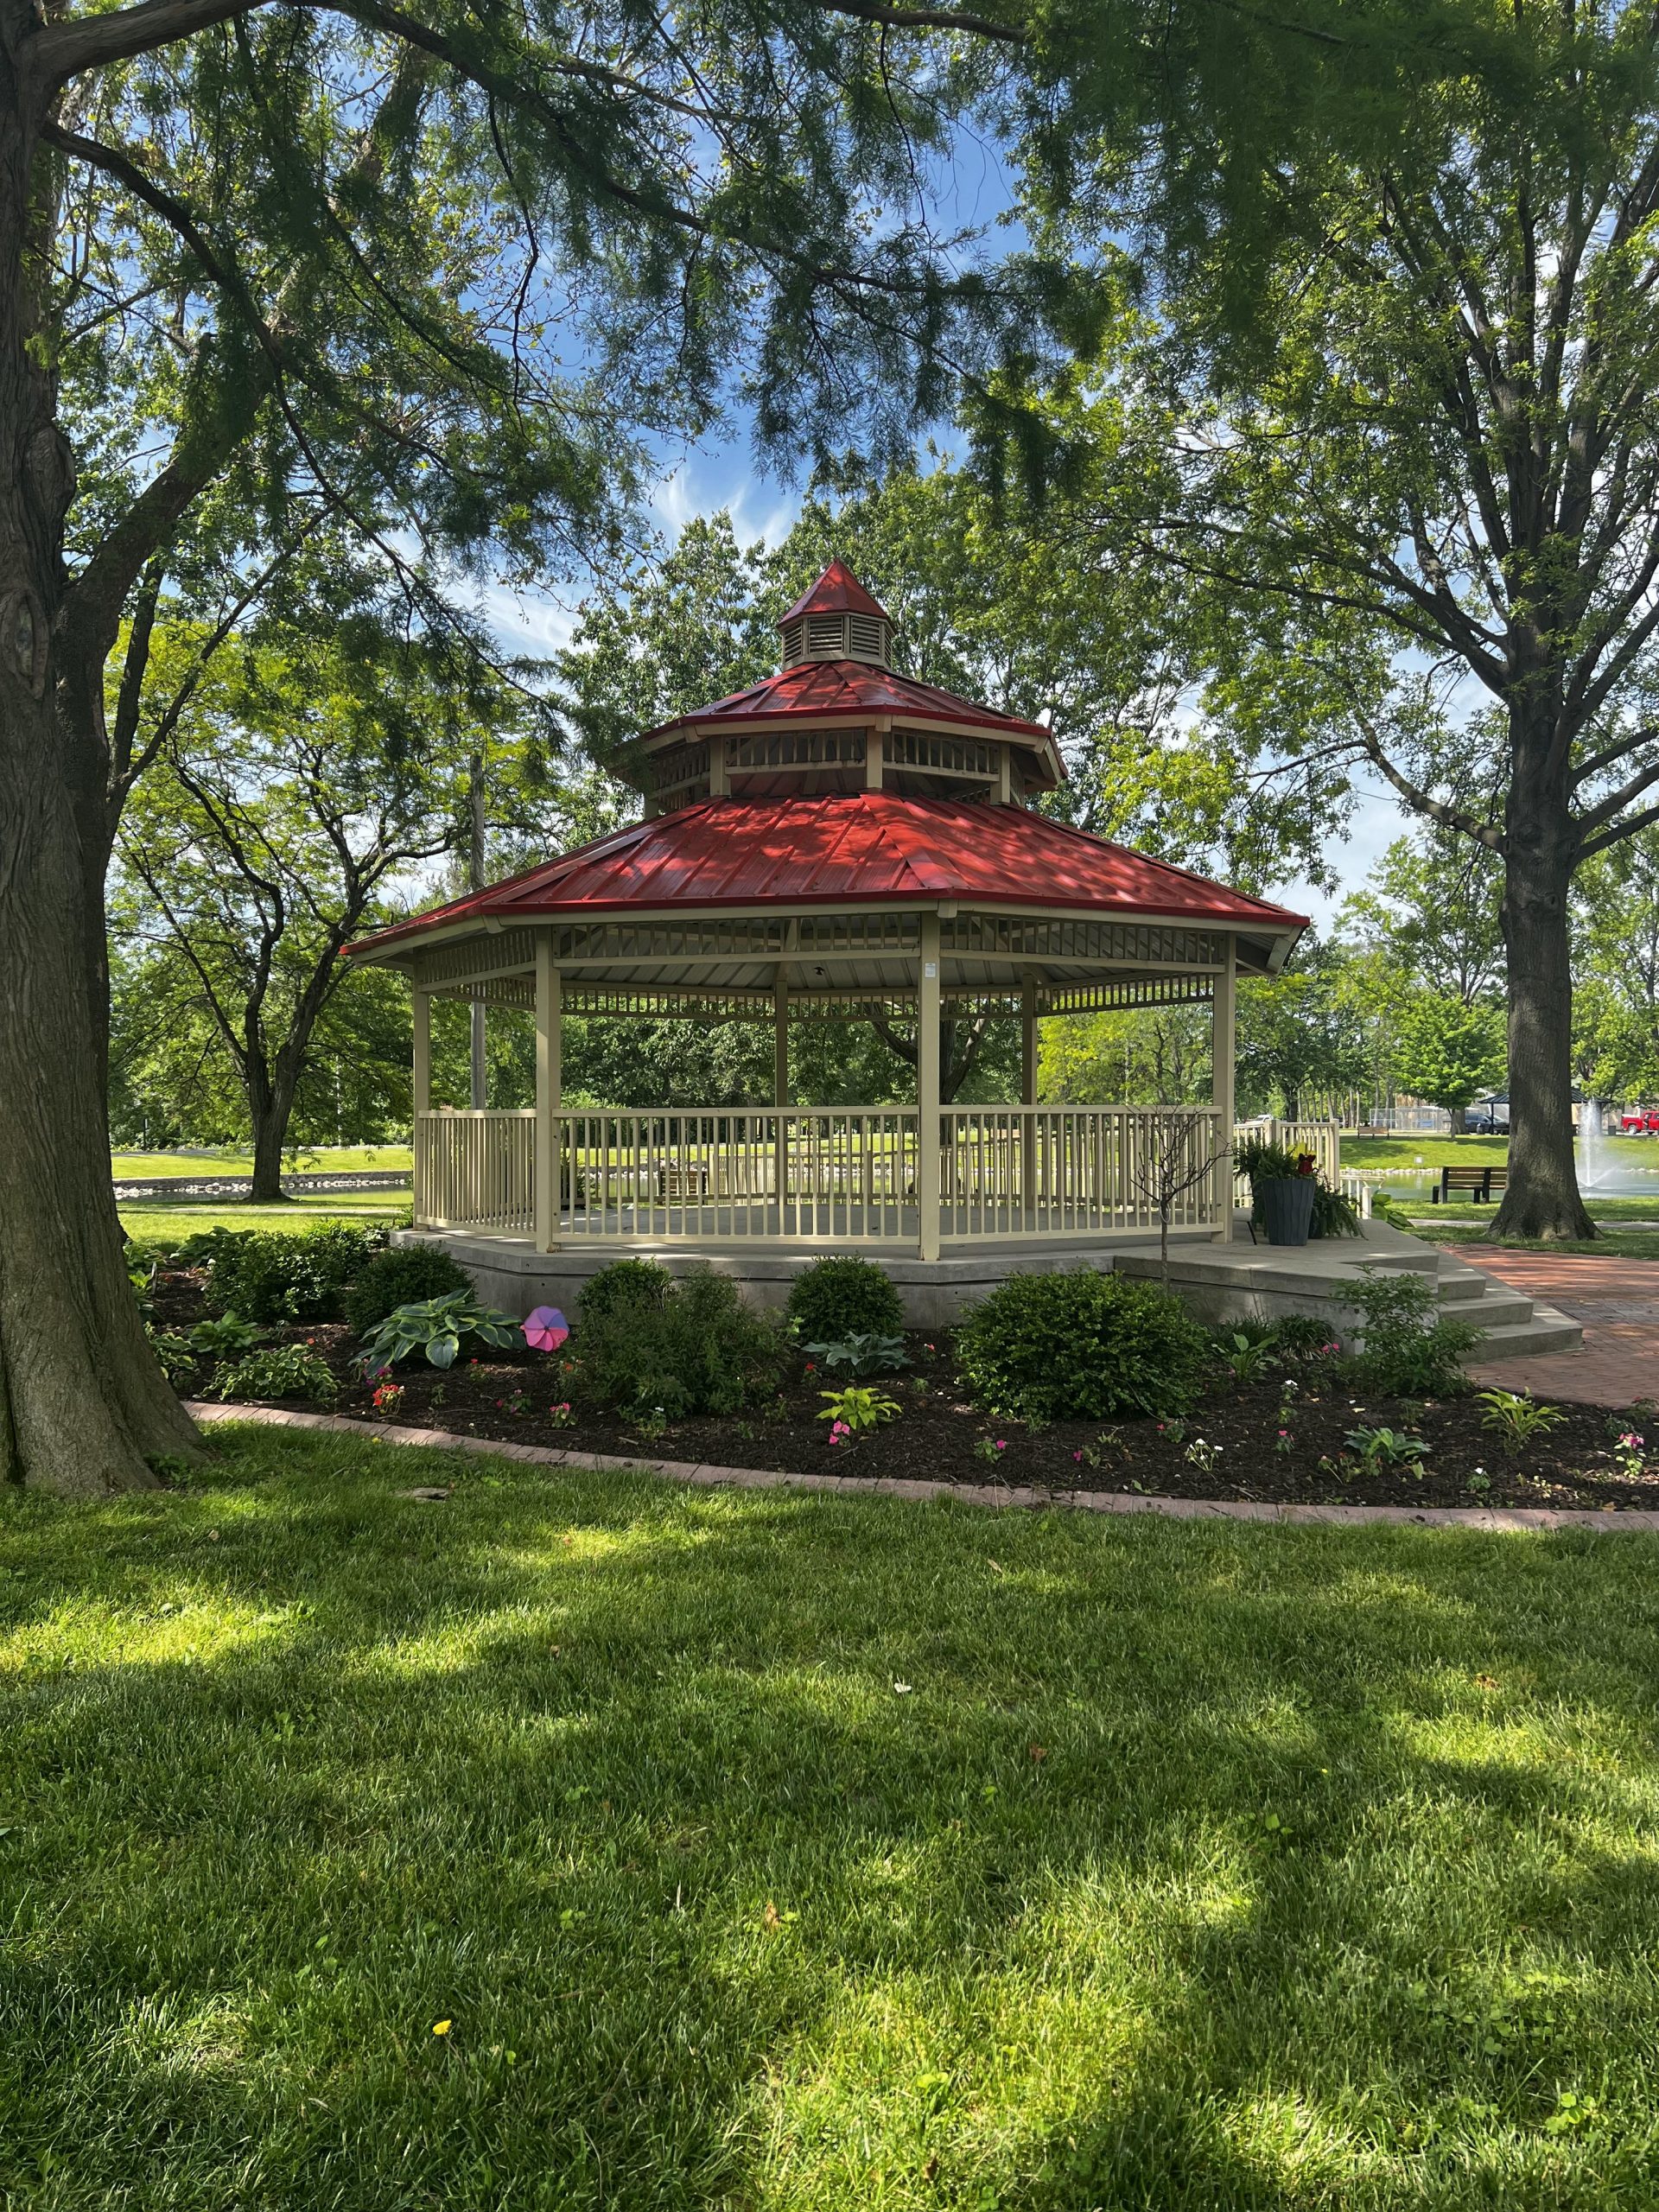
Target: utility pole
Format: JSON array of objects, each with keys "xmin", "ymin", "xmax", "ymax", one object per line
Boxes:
[{"xmin": 469, "ymin": 750, "xmax": 486, "ymax": 1111}]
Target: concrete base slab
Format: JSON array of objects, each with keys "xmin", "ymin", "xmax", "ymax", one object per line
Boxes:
[
  {"xmin": 399, "ymin": 1212, "xmax": 1583, "ymax": 1359},
  {"xmin": 397, "ymin": 1224, "xmax": 1216, "ymax": 1328}
]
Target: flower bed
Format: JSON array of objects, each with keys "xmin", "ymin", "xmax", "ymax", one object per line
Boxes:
[{"xmin": 140, "ymin": 1255, "xmax": 1659, "ymax": 1512}]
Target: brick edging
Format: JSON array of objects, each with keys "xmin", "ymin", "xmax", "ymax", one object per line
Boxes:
[{"xmin": 183, "ymin": 1403, "xmax": 1659, "ymax": 1534}]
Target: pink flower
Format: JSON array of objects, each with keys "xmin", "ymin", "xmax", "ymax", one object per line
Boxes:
[
  {"xmin": 523, "ymin": 1306, "xmax": 569, "ymax": 1353},
  {"xmin": 995, "ymin": 1440, "xmax": 1008, "ymax": 1452},
  {"xmin": 1073, "ymin": 1450, "xmax": 1084, "ymax": 1462}
]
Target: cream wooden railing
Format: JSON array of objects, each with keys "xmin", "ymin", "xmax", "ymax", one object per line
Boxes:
[
  {"xmin": 552, "ymin": 1109, "xmax": 918, "ymax": 1244},
  {"xmin": 940, "ymin": 1108, "xmax": 1229, "ymax": 1242},
  {"xmin": 415, "ymin": 1103, "xmax": 1237, "ymax": 1246},
  {"xmin": 416, "ymin": 1109, "xmax": 536, "ymax": 1234}
]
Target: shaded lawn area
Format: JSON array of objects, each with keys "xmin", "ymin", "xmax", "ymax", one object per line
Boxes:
[
  {"xmin": 120, "ymin": 1192, "xmax": 410, "ymax": 1243},
  {"xmin": 1427, "ymin": 1223, "xmax": 1659, "ymax": 1262},
  {"xmin": 112, "ymin": 1145, "xmax": 413, "ymax": 1179},
  {"xmin": 6, "ymin": 1433, "xmax": 1659, "ymax": 2209},
  {"xmin": 1421, "ymin": 1198, "xmax": 1659, "ymax": 1224}
]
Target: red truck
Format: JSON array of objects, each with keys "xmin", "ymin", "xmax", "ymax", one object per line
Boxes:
[{"xmin": 1618, "ymin": 1109, "xmax": 1659, "ymax": 1134}]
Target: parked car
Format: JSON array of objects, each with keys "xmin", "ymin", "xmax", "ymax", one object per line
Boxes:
[{"xmin": 1619, "ymin": 1109, "xmax": 1659, "ymax": 1135}]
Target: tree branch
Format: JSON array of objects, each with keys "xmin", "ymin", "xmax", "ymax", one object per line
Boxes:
[
  {"xmin": 1579, "ymin": 791, "xmax": 1659, "ymax": 861},
  {"xmin": 809, "ymin": 0, "xmax": 1025, "ymax": 43},
  {"xmin": 30, "ymin": 0, "xmax": 257, "ymax": 92},
  {"xmin": 1573, "ymin": 753, "xmax": 1659, "ymax": 842}
]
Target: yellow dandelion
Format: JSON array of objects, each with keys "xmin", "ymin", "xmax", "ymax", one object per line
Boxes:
[{"xmin": 433, "ymin": 2019, "xmax": 452, "ymax": 2037}]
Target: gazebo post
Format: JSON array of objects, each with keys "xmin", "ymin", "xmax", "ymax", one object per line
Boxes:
[
  {"xmin": 1020, "ymin": 972, "xmax": 1038, "ymax": 1218},
  {"xmin": 1211, "ymin": 938, "xmax": 1236, "ymax": 1243},
  {"xmin": 411, "ymin": 989, "xmax": 429, "ymax": 1224},
  {"xmin": 917, "ymin": 912, "xmax": 942, "ymax": 1261},
  {"xmin": 772, "ymin": 964, "xmax": 789, "ymax": 1227},
  {"xmin": 534, "ymin": 931, "xmax": 562, "ymax": 1253}
]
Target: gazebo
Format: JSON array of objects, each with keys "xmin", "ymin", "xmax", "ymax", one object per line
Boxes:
[{"xmin": 345, "ymin": 563, "xmax": 1309, "ymax": 1313}]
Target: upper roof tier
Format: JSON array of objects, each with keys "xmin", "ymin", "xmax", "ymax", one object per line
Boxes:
[
  {"xmin": 346, "ymin": 792, "xmax": 1309, "ymax": 975},
  {"xmin": 621, "ymin": 561, "xmax": 1065, "ymax": 807}
]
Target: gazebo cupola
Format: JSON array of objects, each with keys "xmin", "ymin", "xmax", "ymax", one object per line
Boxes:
[
  {"xmin": 778, "ymin": 558, "xmax": 894, "ymax": 667},
  {"xmin": 621, "ymin": 563, "xmax": 1065, "ymax": 817}
]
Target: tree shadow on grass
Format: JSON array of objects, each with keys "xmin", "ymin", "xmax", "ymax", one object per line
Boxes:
[{"xmin": 3, "ymin": 1431, "xmax": 1659, "ymax": 2209}]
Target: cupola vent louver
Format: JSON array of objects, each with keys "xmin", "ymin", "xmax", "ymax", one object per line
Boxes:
[{"xmin": 776, "ymin": 562, "xmax": 893, "ymax": 670}]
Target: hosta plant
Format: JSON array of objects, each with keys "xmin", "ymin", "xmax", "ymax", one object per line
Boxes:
[
  {"xmin": 817, "ymin": 1385, "xmax": 902, "ymax": 1433},
  {"xmin": 804, "ymin": 1332, "xmax": 910, "ymax": 1378},
  {"xmin": 189, "ymin": 1313, "xmax": 264, "ymax": 1357},
  {"xmin": 213, "ymin": 1346, "xmax": 339, "ymax": 1405},
  {"xmin": 1477, "ymin": 1389, "xmax": 1567, "ymax": 1452},
  {"xmin": 1344, "ymin": 1425, "xmax": 1428, "ymax": 1471},
  {"xmin": 358, "ymin": 1291, "xmax": 522, "ymax": 1373},
  {"xmin": 144, "ymin": 1329, "xmax": 197, "ymax": 1384}
]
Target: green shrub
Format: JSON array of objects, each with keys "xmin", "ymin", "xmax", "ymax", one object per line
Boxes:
[
  {"xmin": 213, "ymin": 1345, "xmax": 339, "ymax": 1404},
  {"xmin": 344, "ymin": 1245, "xmax": 472, "ymax": 1335},
  {"xmin": 203, "ymin": 1224, "xmax": 383, "ymax": 1322},
  {"xmin": 785, "ymin": 1255, "xmax": 904, "ymax": 1343},
  {"xmin": 1344, "ymin": 1272, "xmax": 1478, "ymax": 1396},
  {"xmin": 1275, "ymin": 1314, "xmax": 1339, "ymax": 1362},
  {"xmin": 576, "ymin": 1268, "xmax": 783, "ymax": 1421},
  {"xmin": 955, "ymin": 1269, "xmax": 1210, "ymax": 1422},
  {"xmin": 578, "ymin": 1258, "xmax": 674, "ymax": 1328}
]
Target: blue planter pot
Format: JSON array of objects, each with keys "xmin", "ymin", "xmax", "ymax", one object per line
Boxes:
[{"xmin": 1259, "ymin": 1175, "xmax": 1317, "ymax": 1247}]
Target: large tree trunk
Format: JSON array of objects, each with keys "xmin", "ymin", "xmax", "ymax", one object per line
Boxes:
[
  {"xmin": 247, "ymin": 1072, "xmax": 297, "ymax": 1204},
  {"xmin": 0, "ymin": 80, "xmax": 202, "ymax": 1491},
  {"xmin": 1491, "ymin": 706, "xmax": 1594, "ymax": 1243}
]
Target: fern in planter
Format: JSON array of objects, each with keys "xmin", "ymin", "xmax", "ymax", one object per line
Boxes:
[
  {"xmin": 1235, "ymin": 1135, "xmax": 1358, "ymax": 1239},
  {"xmin": 1310, "ymin": 1182, "xmax": 1361, "ymax": 1238}
]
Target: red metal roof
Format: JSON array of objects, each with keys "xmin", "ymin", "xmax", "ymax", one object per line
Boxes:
[
  {"xmin": 346, "ymin": 794, "xmax": 1308, "ymax": 957},
  {"xmin": 641, "ymin": 658, "xmax": 1055, "ymax": 745},
  {"xmin": 779, "ymin": 560, "xmax": 892, "ymax": 628}
]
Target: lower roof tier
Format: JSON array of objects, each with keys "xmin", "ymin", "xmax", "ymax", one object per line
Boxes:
[{"xmin": 346, "ymin": 792, "xmax": 1309, "ymax": 976}]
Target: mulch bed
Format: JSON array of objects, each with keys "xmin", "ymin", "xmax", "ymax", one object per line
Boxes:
[{"xmin": 150, "ymin": 1265, "xmax": 1659, "ymax": 1514}]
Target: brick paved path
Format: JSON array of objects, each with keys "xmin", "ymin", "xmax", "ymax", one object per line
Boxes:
[{"xmin": 1457, "ymin": 1246, "xmax": 1659, "ymax": 1406}]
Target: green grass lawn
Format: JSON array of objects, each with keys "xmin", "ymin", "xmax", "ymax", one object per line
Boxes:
[
  {"xmin": 120, "ymin": 1192, "xmax": 410, "ymax": 1244},
  {"xmin": 1342, "ymin": 1132, "xmax": 1659, "ymax": 1173},
  {"xmin": 112, "ymin": 1144, "xmax": 413, "ymax": 1179},
  {"xmin": 1398, "ymin": 1196, "xmax": 1659, "ymax": 1262},
  {"xmin": 6, "ymin": 1428, "xmax": 1659, "ymax": 2209},
  {"xmin": 1426, "ymin": 1224, "xmax": 1659, "ymax": 1261}
]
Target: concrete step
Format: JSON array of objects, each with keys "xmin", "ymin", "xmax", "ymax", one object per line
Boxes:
[
  {"xmin": 1462, "ymin": 1304, "xmax": 1584, "ymax": 1361},
  {"xmin": 1435, "ymin": 1264, "xmax": 1496, "ymax": 1304},
  {"xmin": 1433, "ymin": 1251, "xmax": 1585, "ymax": 1360},
  {"xmin": 1451, "ymin": 1288, "xmax": 1540, "ymax": 1332}
]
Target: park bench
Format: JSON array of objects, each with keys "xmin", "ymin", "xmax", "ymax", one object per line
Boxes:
[
  {"xmin": 1433, "ymin": 1165, "xmax": 1508, "ymax": 1205},
  {"xmin": 657, "ymin": 1162, "xmax": 710, "ymax": 1203}
]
